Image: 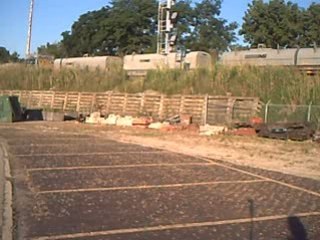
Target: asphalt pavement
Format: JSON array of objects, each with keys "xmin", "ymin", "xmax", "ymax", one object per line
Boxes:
[{"xmin": 0, "ymin": 124, "xmax": 319, "ymax": 240}]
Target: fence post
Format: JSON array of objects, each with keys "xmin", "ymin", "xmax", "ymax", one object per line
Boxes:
[
  {"xmin": 18, "ymin": 91, "xmax": 22, "ymax": 101},
  {"xmin": 91, "ymin": 93, "xmax": 97, "ymax": 113},
  {"xmin": 158, "ymin": 94, "xmax": 165, "ymax": 119},
  {"xmin": 51, "ymin": 91, "xmax": 55, "ymax": 109},
  {"xmin": 226, "ymin": 98, "xmax": 236, "ymax": 125},
  {"xmin": 123, "ymin": 93, "xmax": 128, "ymax": 115},
  {"xmin": 140, "ymin": 92, "xmax": 145, "ymax": 114},
  {"xmin": 39, "ymin": 92, "xmax": 43, "ymax": 108},
  {"xmin": 203, "ymin": 95, "xmax": 209, "ymax": 125},
  {"xmin": 76, "ymin": 92, "xmax": 81, "ymax": 112},
  {"xmin": 27, "ymin": 91, "xmax": 32, "ymax": 108},
  {"xmin": 307, "ymin": 101, "xmax": 312, "ymax": 122},
  {"xmin": 179, "ymin": 95, "xmax": 185, "ymax": 114},
  {"xmin": 265, "ymin": 100, "xmax": 271, "ymax": 123},
  {"xmin": 63, "ymin": 92, "xmax": 68, "ymax": 111}
]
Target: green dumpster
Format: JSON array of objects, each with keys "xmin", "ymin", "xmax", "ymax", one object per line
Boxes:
[{"xmin": 0, "ymin": 96, "xmax": 24, "ymax": 122}]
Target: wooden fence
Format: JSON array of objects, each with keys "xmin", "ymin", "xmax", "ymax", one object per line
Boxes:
[{"xmin": 0, "ymin": 90, "xmax": 261, "ymax": 125}]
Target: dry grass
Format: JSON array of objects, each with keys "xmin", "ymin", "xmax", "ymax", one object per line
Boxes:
[{"xmin": 0, "ymin": 63, "xmax": 319, "ymax": 104}]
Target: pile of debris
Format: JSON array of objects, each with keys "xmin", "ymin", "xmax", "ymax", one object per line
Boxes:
[
  {"xmin": 84, "ymin": 112, "xmax": 197, "ymax": 131},
  {"xmin": 83, "ymin": 112, "xmax": 319, "ymax": 142}
]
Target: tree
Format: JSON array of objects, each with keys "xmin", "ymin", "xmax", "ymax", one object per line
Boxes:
[
  {"xmin": 172, "ymin": 0, "xmax": 194, "ymax": 47},
  {"xmin": 303, "ymin": 3, "xmax": 320, "ymax": 47},
  {"xmin": 37, "ymin": 42, "xmax": 65, "ymax": 58},
  {"xmin": 60, "ymin": 1, "xmax": 158, "ymax": 57},
  {"xmin": 54, "ymin": 0, "xmax": 237, "ymax": 56},
  {"xmin": 61, "ymin": 7, "xmax": 113, "ymax": 57},
  {"xmin": 240, "ymin": 0, "xmax": 320, "ymax": 48},
  {"xmin": 108, "ymin": 0, "xmax": 158, "ymax": 55},
  {"xmin": 0, "ymin": 47, "xmax": 11, "ymax": 63},
  {"xmin": 0, "ymin": 47, "xmax": 20, "ymax": 63},
  {"xmin": 10, "ymin": 52, "xmax": 20, "ymax": 62},
  {"xmin": 184, "ymin": 0, "xmax": 238, "ymax": 52}
]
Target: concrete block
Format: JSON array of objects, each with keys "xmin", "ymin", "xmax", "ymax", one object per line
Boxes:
[{"xmin": 199, "ymin": 124, "xmax": 227, "ymax": 136}]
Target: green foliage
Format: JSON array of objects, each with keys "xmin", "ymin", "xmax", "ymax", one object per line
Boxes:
[
  {"xmin": 186, "ymin": 0, "xmax": 238, "ymax": 52},
  {"xmin": 240, "ymin": 0, "xmax": 320, "ymax": 48},
  {"xmin": 37, "ymin": 42, "xmax": 66, "ymax": 58},
  {"xmin": 60, "ymin": 1, "xmax": 158, "ymax": 57},
  {"xmin": 303, "ymin": 3, "xmax": 320, "ymax": 47},
  {"xmin": 1, "ymin": 64, "xmax": 319, "ymax": 105},
  {"xmin": 0, "ymin": 47, "xmax": 20, "ymax": 64},
  {"xmin": 54, "ymin": 0, "xmax": 237, "ymax": 57}
]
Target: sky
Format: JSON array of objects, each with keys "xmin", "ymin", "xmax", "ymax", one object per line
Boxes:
[{"xmin": 0, "ymin": 0, "xmax": 318, "ymax": 57}]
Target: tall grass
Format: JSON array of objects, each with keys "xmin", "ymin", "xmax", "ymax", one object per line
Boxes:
[{"xmin": 0, "ymin": 63, "xmax": 319, "ymax": 104}]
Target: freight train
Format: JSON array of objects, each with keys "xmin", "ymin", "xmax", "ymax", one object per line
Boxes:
[
  {"xmin": 53, "ymin": 51, "xmax": 212, "ymax": 77},
  {"xmin": 52, "ymin": 46, "xmax": 320, "ymax": 76},
  {"xmin": 220, "ymin": 45, "xmax": 320, "ymax": 75}
]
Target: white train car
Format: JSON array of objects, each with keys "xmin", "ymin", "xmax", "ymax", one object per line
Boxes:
[
  {"xmin": 123, "ymin": 51, "xmax": 212, "ymax": 77},
  {"xmin": 220, "ymin": 46, "xmax": 320, "ymax": 74},
  {"xmin": 220, "ymin": 48, "xmax": 297, "ymax": 66},
  {"xmin": 297, "ymin": 48, "xmax": 320, "ymax": 73},
  {"xmin": 53, "ymin": 56, "xmax": 123, "ymax": 71}
]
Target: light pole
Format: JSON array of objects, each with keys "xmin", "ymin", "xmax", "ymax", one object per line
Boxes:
[
  {"xmin": 26, "ymin": 0, "xmax": 34, "ymax": 58},
  {"xmin": 157, "ymin": 0, "xmax": 176, "ymax": 55}
]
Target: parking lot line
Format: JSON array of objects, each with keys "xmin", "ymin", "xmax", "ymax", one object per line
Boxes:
[
  {"xmin": 36, "ymin": 179, "xmax": 268, "ymax": 194},
  {"xmin": 201, "ymin": 157, "xmax": 320, "ymax": 198},
  {"xmin": 10, "ymin": 143, "xmax": 122, "ymax": 147},
  {"xmin": 15, "ymin": 151, "xmax": 163, "ymax": 157},
  {"xmin": 27, "ymin": 162, "xmax": 217, "ymax": 172},
  {"xmin": 31, "ymin": 211, "xmax": 320, "ymax": 240}
]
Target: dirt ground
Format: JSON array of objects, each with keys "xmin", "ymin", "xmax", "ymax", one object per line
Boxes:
[{"xmin": 35, "ymin": 122, "xmax": 320, "ymax": 181}]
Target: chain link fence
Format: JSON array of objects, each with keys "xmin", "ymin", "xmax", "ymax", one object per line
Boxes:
[{"xmin": 261, "ymin": 102, "xmax": 320, "ymax": 129}]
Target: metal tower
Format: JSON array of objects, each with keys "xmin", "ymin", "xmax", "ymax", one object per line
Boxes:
[
  {"xmin": 157, "ymin": 0, "xmax": 176, "ymax": 55},
  {"xmin": 26, "ymin": 0, "xmax": 34, "ymax": 58}
]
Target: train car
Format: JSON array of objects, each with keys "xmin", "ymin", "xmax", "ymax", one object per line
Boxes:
[
  {"xmin": 53, "ymin": 56, "xmax": 123, "ymax": 72},
  {"xmin": 297, "ymin": 48, "xmax": 320, "ymax": 74},
  {"xmin": 184, "ymin": 51, "xmax": 212, "ymax": 69},
  {"xmin": 220, "ymin": 46, "xmax": 320, "ymax": 74},
  {"xmin": 123, "ymin": 51, "xmax": 212, "ymax": 77},
  {"xmin": 37, "ymin": 55, "xmax": 54, "ymax": 68}
]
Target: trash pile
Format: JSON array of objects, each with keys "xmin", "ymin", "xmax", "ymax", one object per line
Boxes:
[
  {"xmin": 84, "ymin": 112, "xmax": 197, "ymax": 132},
  {"xmin": 83, "ymin": 112, "xmax": 319, "ymax": 142}
]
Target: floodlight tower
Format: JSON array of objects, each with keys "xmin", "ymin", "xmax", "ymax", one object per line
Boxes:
[
  {"xmin": 26, "ymin": 0, "xmax": 34, "ymax": 58},
  {"xmin": 157, "ymin": 0, "xmax": 177, "ymax": 55}
]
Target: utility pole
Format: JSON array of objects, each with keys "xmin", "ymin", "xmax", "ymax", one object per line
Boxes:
[
  {"xmin": 26, "ymin": 0, "xmax": 34, "ymax": 58},
  {"xmin": 157, "ymin": 0, "xmax": 177, "ymax": 55}
]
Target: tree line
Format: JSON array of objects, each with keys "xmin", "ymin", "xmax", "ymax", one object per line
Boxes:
[
  {"xmin": 241, "ymin": 0, "xmax": 320, "ymax": 48},
  {"xmin": 39, "ymin": 0, "xmax": 238, "ymax": 57}
]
